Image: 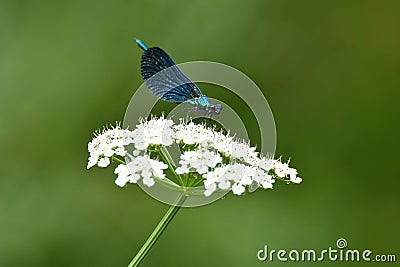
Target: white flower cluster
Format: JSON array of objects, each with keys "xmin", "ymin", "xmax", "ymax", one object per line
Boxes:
[
  {"xmin": 271, "ymin": 158, "xmax": 302, "ymax": 184},
  {"xmin": 176, "ymin": 148, "xmax": 222, "ymax": 175},
  {"xmin": 132, "ymin": 116, "xmax": 174, "ymax": 150},
  {"xmin": 87, "ymin": 116, "xmax": 302, "ymax": 196},
  {"xmin": 202, "ymin": 157, "xmax": 301, "ymax": 196},
  {"xmin": 174, "ymin": 121, "xmax": 259, "ymax": 165},
  {"xmin": 87, "ymin": 124, "xmax": 134, "ymax": 169},
  {"xmin": 114, "ymin": 156, "xmax": 168, "ymax": 187}
]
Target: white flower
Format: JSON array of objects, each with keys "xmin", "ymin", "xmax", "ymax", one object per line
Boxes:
[
  {"xmin": 175, "ymin": 165, "xmax": 190, "ymax": 175},
  {"xmin": 210, "ymin": 131, "xmax": 234, "ymax": 156},
  {"xmin": 227, "ymin": 140, "xmax": 260, "ymax": 168},
  {"xmin": 251, "ymin": 168, "xmax": 275, "ymax": 190},
  {"xmin": 258, "ymin": 156, "xmax": 273, "ymax": 171},
  {"xmin": 132, "ymin": 116, "xmax": 174, "ymax": 150},
  {"xmin": 125, "ymin": 155, "xmax": 168, "ymax": 187},
  {"xmin": 202, "ymin": 163, "xmax": 255, "ymax": 196},
  {"xmin": 143, "ymin": 176, "xmax": 155, "ymax": 187},
  {"xmin": 98, "ymin": 157, "xmax": 110, "ymax": 168},
  {"xmin": 114, "ymin": 164, "xmax": 140, "ymax": 187},
  {"xmin": 260, "ymin": 174, "xmax": 275, "ymax": 189},
  {"xmin": 269, "ymin": 158, "xmax": 301, "ymax": 184},
  {"xmin": 232, "ymin": 183, "xmax": 245, "ymax": 195},
  {"xmin": 87, "ymin": 155, "xmax": 98, "ymax": 169},
  {"xmin": 231, "ymin": 142, "xmax": 247, "ymax": 158},
  {"xmin": 87, "ymin": 124, "xmax": 134, "ymax": 169},
  {"xmin": 203, "ymin": 166, "xmax": 229, "ymax": 195},
  {"xmin": 227, "ymin": 163, "xmax": 254, "ymax": 184},
  {"xmin": 174, "ymin": 120, "xmax": 215, "ymax": 145},
  {"xmin": 290, "ymin": 175, "xmax": 302, "ymax": 184},
  {"xmin": 176, "ymin": 148, "xmax": 222, "ymax": 175},
  {"xmin": 204, "ymin": 180, "xmax": 217, "ymax": 197}
]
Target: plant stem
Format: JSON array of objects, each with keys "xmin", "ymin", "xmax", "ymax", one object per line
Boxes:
[
  {"xmin": 157, "ymin": 147, "xmax": 184, "ymax": 185},
  {"xmin": 160, "ymin": 146, "xmax": 176, "ymax": 168},
  {"xmin": 127, "ymin": 193, "xmax": 187, "ymax": 267},
  {"xmin": 112, "ymin": 156, "xmax": 126, "ymax": 165}
]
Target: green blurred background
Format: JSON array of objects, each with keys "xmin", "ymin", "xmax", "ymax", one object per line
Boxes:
[{"xmin": 1, "ymin": 0, "xmax": 399, "ymax": 266}]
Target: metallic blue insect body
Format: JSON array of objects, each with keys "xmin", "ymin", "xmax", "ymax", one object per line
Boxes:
[{"xmin": 135, "ymin": 39, "xmax": 221, "ymax": 114}]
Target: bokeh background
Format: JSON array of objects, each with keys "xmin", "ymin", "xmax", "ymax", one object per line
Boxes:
[{"xmin": 1, "ymin": 0, "xmax": 399, "ymax": 266}]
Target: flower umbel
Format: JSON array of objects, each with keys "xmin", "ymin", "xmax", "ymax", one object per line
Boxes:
[{"xmin": 87, "ymin": 116, "xmax": 302, "ymax": 196}]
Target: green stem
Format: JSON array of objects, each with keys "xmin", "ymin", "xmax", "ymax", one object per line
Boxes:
[
  {"xmin": 127, "ymin": 193, "xmax": 187, "ymax": 267},
  {"xmin": 157, "ymin": 147, "xmax": 184, "ymax": 185},
  {"xmin": 112, "ymin": 156, "xmax": 126, "ymax": 165},
  {"xmin": 160, "ymin": 146, "xmax": 176, "ymax": 168}
]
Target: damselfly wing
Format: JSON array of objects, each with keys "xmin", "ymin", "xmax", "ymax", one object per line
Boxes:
[{"xmin": 136, "ymin": 39, "xmax": 221, "ymax": 114}]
